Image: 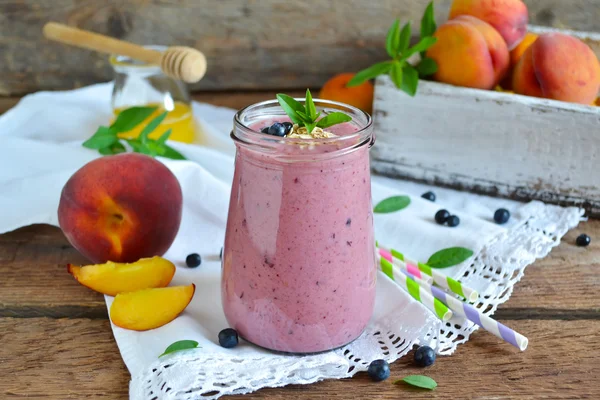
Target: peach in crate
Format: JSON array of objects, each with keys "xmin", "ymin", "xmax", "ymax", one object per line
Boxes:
[
  {"xmin": 58, "ymin": 153, "xmax": 182, "ymax": 263},
  {"xmin": 110, "ymin": 284, "xmax": 196, "ymax": 331},
  {"xmin": 67, "ymin": 256, "xmax": 175, "ymax": 296}
]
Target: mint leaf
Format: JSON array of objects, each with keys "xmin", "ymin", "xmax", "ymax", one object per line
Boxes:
[
  {"xmin": 125, "ymin": 138, "xmax": 144, "ymax": 153},
  {"xmin": 401, "ymin": 64, "xmax": 419, "ymax": 96},
  {"xmin": 427, "ymin": 247, "xmax": 474, "ymax": 269},
  {"xmin": 161, "ymin": 145, "xmax": 186, "ymax": 160},
  {"xmin": 416, "ymin": 57, "xmax": 438, "ymax": 77},
  {"xmin": 276, "ymin": 94, "xmax": 305, "ymax": 125},
  {"xmin": 403, "ymin": 36, "xmax": 437, "ymax": 60},
  {"xmin": 374, "ymin": 195, "xmax": 411, "ymax": 213},
  {"xmin": 390, "ymin": 61, "xmax": 404, "ymax": 89},
  {"xmin": 139, "ymin": 111, "xmax": 168, "ymax": 144},
  {"xmin": 420, "ymin": 1, "xmax": 437, "ymax": 39},
  {"xmin": 305, "ymin": 89, "xmax": 317, "ymax": 119},
  {"xmin": 395, "ymin": 375, "xmax": 437, "ymax": 390},
  {"xmin": 305, "ymin": 122, "xmax": 317, "ymax": 135},
  {"xmin": 398, "ymin": 22, "xmax": 412, "ymax": 54},
  {"xmin": 110, "ymin": 106, "xmax": 157, "ymax": 133},
  {"xmin": 156, "ymin": 129, "xmax": 172, "ymax": 146},
  {"xmin": 316, "ymin": 112, "xmax": 352, "ymax": 128},
  {"xmin": 347, "ymin": 61, "xmax": 392, "ymax": 87},
  {"xmin": 98, "ymin": 141, "xmax": 126, "ymax": 155},
  {"xmin": 385, "ymin": 19, "xmax": 401, "ymax": 58},
  {"xmin": 159, "ymin": 340, "xmax": 199, "ymax": 357},
  {"xmin": 82, "ymin": 126, "xmax": 118, "ymax": 149}
]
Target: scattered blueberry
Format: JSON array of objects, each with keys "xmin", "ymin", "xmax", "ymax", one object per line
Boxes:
[
  {"xmin": 494, "ymin": 208, "xmax": 510, "ymax": 224},
  {"xmin": 447, "ymin": 215, "xmax": 460, "ymax": 227},
  {"xmin": 261, "ymin": 126, "xmax": 270, "ymax": 134},
  {"xmin": 367, "ymin": 359, "xmax": 390, "ymax": 382},
  {"xmin": 267, "ymin": 122, "xmax": 287, "ymax": 137},
  {"xmin": 414, "ymin": 346, "xmax": 436, "ymax": 367},
  {"xmin": 421, "ymin": 191, "xmax": 436, "ymax": 202},
  {"xmin": 282, "ymin": 122, "xmax": 293, "ymax": 135},
  {"xmin": 218, "ymin": 328, "xmax": 239, "ymax": 348},
  {"xmin": 185, "ymin": 253, "xmax": 202, "ymax": 268},
  {"xmin": 576, "ymin": 234, "xmax": 591, "ymax": 247},
  {"xmin": 434, "ymin": 209, "xmax": 450, "ymax": 225},
  {"xmin": 220, "ymin": 247, "xmax": 223, "ymax": 260}
]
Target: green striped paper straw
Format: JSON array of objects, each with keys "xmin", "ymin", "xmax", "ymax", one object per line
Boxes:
[
  {"xmin": 379, "ymin": 256, "xmax": 453, "ymax": 322},
  {"xmin": 378, "ymin": 244, "xmax": 478, "ymax": 302}
]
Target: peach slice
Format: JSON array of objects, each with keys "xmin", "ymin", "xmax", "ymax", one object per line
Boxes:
[
  {"xmin": 110, "ymin": 284, "xmax": 196, "ymax": 331},
  {"xmin": 67, "ymin": 256, "xmax": 175, "ymax": 296}
]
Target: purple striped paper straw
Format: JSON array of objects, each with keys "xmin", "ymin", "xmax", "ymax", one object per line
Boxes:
[{"xmin": 400, "ymin": 270, "xmax": 528, "ymax": 351}]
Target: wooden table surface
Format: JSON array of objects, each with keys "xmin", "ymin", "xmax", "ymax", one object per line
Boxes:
[{"xmin": 1, "ymin": 92, "xmax": 599, "ymax": 399}]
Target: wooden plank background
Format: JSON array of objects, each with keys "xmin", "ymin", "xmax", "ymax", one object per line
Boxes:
[{"xmin": 1, "ymin": 0, "xmax": 600, "ymax": 95}]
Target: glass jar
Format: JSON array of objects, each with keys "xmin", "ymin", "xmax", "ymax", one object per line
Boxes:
[
  {"xmin": 221, "ymin": 99, "xmax": 376, "ymax": 353},
  {"xmin": 110, "ymin": 45, "xmax": 197, "ymax": 144}
]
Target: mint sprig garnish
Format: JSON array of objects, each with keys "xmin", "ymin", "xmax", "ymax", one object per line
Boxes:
[
  {"xmin": 347, "ymin": 1, "xmax": 438, "ymax": 96},
  {"xmin": 83, "ymin": 106, "xmax": 186, "ymax": 160},
  {"xmin": 276, "ymin": 89, "xmax": 351, "ymax": 134}
]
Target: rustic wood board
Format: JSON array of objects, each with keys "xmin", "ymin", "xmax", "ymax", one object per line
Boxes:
[{"xmin": 1, "ymin": 0, "xmax": 599, "ymax": 95}]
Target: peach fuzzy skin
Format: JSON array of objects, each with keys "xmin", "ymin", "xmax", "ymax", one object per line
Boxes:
[
  {"xmin": 426, "ymin": 16, "xmax": 509, "ymax": 89},
  {"xmin": 58, "ymin": 153, "xmax": 182, "ymax": 264},
  {"xmin": 319, "ymin": 73, "xmax": 374, "ymax": 114},
  {"xmin": 449, "ymin": 0, "xmax": 528, "ymax": 50},
  {"xmin": 67, "ymin": 256, "xmax": 175, "ymax": 296},
  {"xmin": 512, "ymin": 33, "xmax": 600, "ymax": 105},
  {"xmin": 110, "ymin": 284, "xmax": 195, "ymax": 331}
]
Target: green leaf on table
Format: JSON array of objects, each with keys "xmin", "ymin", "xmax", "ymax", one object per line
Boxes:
[
  {"xmin": 276, "ymin": 94, "xmax": 305, "ymax": 125},
  {"xmin": 427, "ymin": 247, "xmax": 474, "ymax": 269},
  {"xmin": 416, "ymin": 57, "xmax": 438, "ymax": 77},
  {"xmin": 400, "ymin": 64, "xmax": 419, "ymax": 96},
  {"xmin": 390, "ymin": 61, "xmax": 404, "ymax": 89},
  {"xmin": 110, "ymin": 106, "xmax": 157, "ymax": 133},
  {"xmin": 403, "ymin": 36, "xmax": 437, "ymax": 59},
  {"xmin": 373, "ymin": 195, "xmax": 411, "ymax": 213},
  {"xmin": 139, "ymin": 111, "xmax": 168, "ymax": 144},
  {"xmin": 394, "ymin": 375, "xmax": 437, "ymax": 390},
  {"xmin": 398, "ymin": 22, "xmax": 412, "ymax": 54},
  {"xmin": 159, "ymin": 340, "xmax": 200, "ymax": 357},
  {"xmin": 420, "ymin": 1, "xmax": 437, "ymax": 43},
  {"xmin": 82, "ymin": 126, "xmax": 118, "ymax": 149},
  {"xmin": 316, "ymin": 112, "xmax": 352, "ymax": 128},
  {"xmin": 98, "ymin": 141, "xmax": 126, "ymax": 155},
  {"xmin": 347, "ymin": 61, "xmax": 392, "ymax": 87},
  {"xmin": 385, "ymin": 19, "xmax": 401, "ymax": 58}
]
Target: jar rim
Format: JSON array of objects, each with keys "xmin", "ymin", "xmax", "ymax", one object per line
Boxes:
[
  {"xmin": 109, "ymin": 45, "xmax": 166, "ymax": 73},
  {"xmin": 232, "ymin": 98, "xmax": 373, "ymax": 156}
]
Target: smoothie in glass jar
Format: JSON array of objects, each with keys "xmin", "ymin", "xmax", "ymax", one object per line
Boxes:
[{"xmin": 222, "ymin": 95, "xmax": 376, "ymax": 353}]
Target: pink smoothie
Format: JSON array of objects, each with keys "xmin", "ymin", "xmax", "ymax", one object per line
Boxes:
[{"xmin": 222, "ymin": 117, "xmax": 376, "ymax": 353}]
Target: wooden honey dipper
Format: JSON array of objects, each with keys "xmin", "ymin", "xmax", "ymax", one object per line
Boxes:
[{"xmin": 43, "ymin": 22, "xmax": 207, "ymax": 83}]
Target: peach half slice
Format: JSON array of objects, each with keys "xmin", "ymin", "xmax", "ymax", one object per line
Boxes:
[
  {"xmin": 110, "ymin": 284, "xmax": 196, "ymax": 331},
  {"xmin": 67, "ymin": 256, "xmax": 176, "ymax": 296}
]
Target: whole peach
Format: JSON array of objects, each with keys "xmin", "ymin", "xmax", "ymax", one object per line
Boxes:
[
  {"xmin": 426, "ymin": 15, "xmax": 509, "ymax": 89},
  {"xmin": 512, "ymin": 33, "xmax": 600, "ymax": 105},
  {"xmin": 449, "ymin": 0, "xmax": 528, "ymax": 50},
  {"xmin": 58, "ymin": 153, "xmax": 182, "ymax": 263},
  {"xmin": 320, "ymin": 73, "xmax": 374, "ymax": 114}
]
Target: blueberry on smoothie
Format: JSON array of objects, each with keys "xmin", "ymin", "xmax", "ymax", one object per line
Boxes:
[
  {"xmin": 367, "ymin": 359, "xmax": 390, "ymax": 381},
  {"xmin": 421, "ymin": 191, "xmax": 436, "ymax": 202},
  {"xmin": 447, "ymin": 215, "xmax": 460, "ymax": 227},
  {"xmin": 414, "ymin": 345, "xmax": 436, "ymax": 367},
  {"xmin": 282, "ymin": 122, "xmax": 293, "ymax": 135},
  {"xmin": 576, "ymin": 234, "xmax": 591, "ymax": 247},
  {"xmin": 185, "ymin": 253, "xmax": 202, "ymax": 268},
  {"xmin": 434, "ymin": 209, "xmax": 450, "ymax": 224},
  {"xmin": 218, "ymin": 328, "xmax": 239, "ymax": 348},
  {"xmin": 267, "ymin": 122, "xmax": 287, "ymax": 137},
  {"xmin": 494, "ymin": 208, "xmax": 510, "ymax": 224},
  {"xmin": 261, "ymin": 126, "xmax": 270, "ymax": 134}
]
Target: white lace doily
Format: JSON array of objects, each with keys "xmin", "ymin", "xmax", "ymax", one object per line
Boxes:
[{"xmin": 130, "ymin": 201, "xmax": 582, "ymax": 399}]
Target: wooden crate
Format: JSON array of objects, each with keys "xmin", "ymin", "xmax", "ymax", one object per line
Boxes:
[{"xmin": 371, "ymin": 26, "xmax": 600, "ymax": 217}]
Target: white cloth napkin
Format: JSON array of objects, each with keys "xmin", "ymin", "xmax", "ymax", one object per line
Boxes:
[{"xmin": 0, "ymin": 83, "xmax": 583, "ymax": 399}]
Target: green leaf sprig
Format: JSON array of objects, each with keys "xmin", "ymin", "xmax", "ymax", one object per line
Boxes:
[
  {"xmin": 394, "ymin": 375, "xmax": 437, "ymax": 390},
  {"xmin": 159, "ymin": 340, "xmax": 200, "ymax": 357},
  {"xmin": 83, "ymin": 106, "xmax": 186, "ymax": 160},
  {"xmin": 427, "ymin": 247, "xmax": 474, "ymax": 269},
  {"xmin": 276, "ymin": 89, "xmax": 351, "ymax": 134},
  {"xmin": 347, "ymin": 1, "xmax": 438, "ymax": 96}
]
